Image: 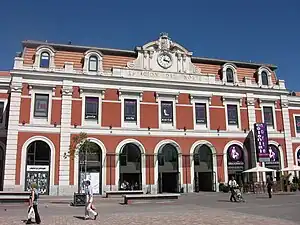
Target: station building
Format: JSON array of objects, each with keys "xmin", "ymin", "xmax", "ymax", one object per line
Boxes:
[{"xmin": 0, "ymin": 33, "xmax": 300, "ymax": 195}]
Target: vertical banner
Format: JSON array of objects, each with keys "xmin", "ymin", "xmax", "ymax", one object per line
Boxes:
[
  {"xmin": 297, "ymin": 149, "xmax": 300, "ymax": 166},
  {"xmin": 265, "ymin": 145, "xmax": 280, "ymax": 170},
  {"xmin": 227, "ymin": 145, "xmax": 244, "ymax": 173},
  {"xmin": 254, "ymin": 123, "xmax": 269, "ymax": 162},
  {"xmin": 161, "ymin": 101, "xmax": 173, "ymax": 123}
]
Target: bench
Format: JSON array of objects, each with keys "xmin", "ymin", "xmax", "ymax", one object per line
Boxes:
[
  {"xmin": 0, "ymin": 191, "xmax": 30, "ymax": 204},
  {"xmin": 123, "ymin": 193, "xmax": 180, "ymax": 204},
  {"xmin": 105, "ymin": 190, "xmax": 144, "ymax": 198}
]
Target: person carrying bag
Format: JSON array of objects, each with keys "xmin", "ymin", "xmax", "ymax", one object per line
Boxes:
[{"xmin": 26, "ymin": 183, "xmax": 41, "ymax": 224}]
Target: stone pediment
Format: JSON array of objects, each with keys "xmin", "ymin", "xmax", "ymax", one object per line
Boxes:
[{"xmin": 127, "ymin": 33, "xmax": 200, "ymax": 74}]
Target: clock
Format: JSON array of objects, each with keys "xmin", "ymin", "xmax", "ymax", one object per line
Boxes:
[{"xmin": 157, "ymin": 52, "xmax": 172, "ymax": 69}]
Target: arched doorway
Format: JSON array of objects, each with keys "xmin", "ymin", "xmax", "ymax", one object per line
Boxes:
[
  {"xmin": 0, "ymin": 146, "xmax": 4, "ymax": 191},
  {"xmin": 25, "ymin": 141, "xmax": 51, "ymax": 195},
  {"xmin": 193, "ymin": 144, "xmax": 214, "ymax": 192},
  {"xmin": 158, "ymin": 144, "xmax": 179, "ymax": 193},
  {"xmin": 227, "ymin": 144, "xmax": 245, "ymax": 186},
  {"xmin": 265, "ymin": 144, "xmax": 281, "ymax": 181},
  {"xmin": 119, "ymin": 143, "xmax": 142, "ymax": 190},
  {"xmin": 78, "ymin": 142, "xmax": 102, "ymax": 194}
]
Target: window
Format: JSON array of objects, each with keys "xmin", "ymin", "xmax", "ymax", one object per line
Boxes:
[
  {"xmin": 295, "ymin": 116, "xmax": 300, "ymax": 134},
  {"xmin": 226, "ymin": 68, "xmax": 234, "ymax": 83},
  {"xmin": 85, "ymin": 97, "xmax": 99, "ymax": 120},
  {"xmin": 34, "ymin": 94, "xmax": 49, "ymax": 118},
  {"xmin": 0, "ymin": 102, "xmax": 4, "ymax": 123},
  {"xmin": 227, "ymin": 104, "xmax": 238, "ymax": 125},
  {"xmin": 195, "ymin": 103, "xmax": 206, "ymax": 124},
  {"xmin": 263, "ymin": 106, "xmax": 274, "ymax": 127},
  {"xmin": 261, "ymin": 71, "xmax": 269, "ymax": 86},
  {"xmin": 124, "ymin": 99, "xmax": 137, "ymax": 122},
  {"xmin": 39, "ymin": 52, "xmax": 50, "ymax": 68},
  {"xmin": 161, "ymin": 101, "xmax": 173, "ymax": 123},
  {"xmin": 88, "ymin": 56, "xmax": 98, "ymax": 71}
]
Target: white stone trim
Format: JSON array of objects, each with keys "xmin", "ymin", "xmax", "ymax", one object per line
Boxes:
[
  {"xmin": 293, "ymin": 114, "xmax": 300, "ymax": 137},
  {"xmin": 0, "ymin": 98, "xmax": 8, "ymax": 129},
  {"xmin": 119, "ymin": 91, "xmax": 141, "ymax": 129},
  {"xmin": 33, "ymin": 46, "xmax": 55, "ymax": 70},
  {"xmin": 153, "ymin": 139, "xmax": 183, "ymax": 194},
  {"xmin": 222, "ymin": 63, "xmax": 238, "ymax": 84},
  {"xmin": 191, "ymin": 96, "xmax": 210, "ymax": 130},
  {"xmin": 260, "ymin": 102, "xmax": 277, "ymax": 131},
  {"xmin": 189, "ymin": 140, "xmax": 218, "ymax": 192},
  {"xmin": 80, "ymin": 92, "xmax": 103, "ymax": 127},
  {"xmin": 157, "ymin": 94, "xmax": 177, "ymax": 130},
  {"xmin": 257, "ymin": 66, "xmax": 272, "ymax": 87},
  {"xmin": 20, "ymin": 136, "xmax": 56, "ymax": 194},
  {"xmin": 83, "ymin": 50, "xmax": 103, "ymax": 75},
  {"xmin": 224, "ymin": 100, "xmax": 241, "ymax": 131},
  {"xmin": 114, "ymin": 139, "xmax": 146, "ymax": 192},
  {"xmin": 29, "ymin": 89, "xmax": 53, "ymax": 125},
  {"xmin": 74, "ymin": 137, "xmax": 107, "ymax": 194},
  {"xmin": 223, "ymin": 140, "xmax": 248, "ymax": 183}
]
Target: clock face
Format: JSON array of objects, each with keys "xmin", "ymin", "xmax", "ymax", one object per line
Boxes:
[{"xmin": 157, "ymin": 53, "xmax": 172, "ymax": 69}]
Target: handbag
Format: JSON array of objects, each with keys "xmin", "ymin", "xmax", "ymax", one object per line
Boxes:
[{"xmin": 27, "ymin": 206, "xmax": 35, "ymax": 220}]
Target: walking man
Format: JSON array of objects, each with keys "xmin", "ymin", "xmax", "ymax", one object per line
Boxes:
[
  {"xmin": 84, "ymin": 180, "xmax": 98, "ymax": 220},
  {"xmin": 229, "ymin": 176, "xmax": 237, "ymax": 202},
  {"xmin": 26, "ymin": 183, "xmax": 41, "ymax": 224},
  {"xmin": 267, "ymin": 176, "xmax": 273, "ymax": 198}
]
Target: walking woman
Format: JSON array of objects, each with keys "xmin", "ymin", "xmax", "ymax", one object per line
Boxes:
[{"xmin": 26, "ymin": 183, "xmax": 41, "ymax": 224}]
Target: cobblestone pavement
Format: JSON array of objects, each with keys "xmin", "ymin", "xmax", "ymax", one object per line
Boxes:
[{"xmin": 0, "ymin": 192, "xmax": 299, "ymax": 225}]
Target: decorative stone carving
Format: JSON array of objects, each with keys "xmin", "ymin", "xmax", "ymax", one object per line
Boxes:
[
  {"xmin": 62, "ymin": 87, "xmax": 73, "ymax": 96},
  {"xmin": 246, "ymin": 98, "xmax": 255, "ymax": 106},
  {"xmin": 281, "ymin": 100, "xmax": 289, "ymax": 108},
  {"xmin": 10, "ymin": 83, "xmax": 22, "ymax": 93}
]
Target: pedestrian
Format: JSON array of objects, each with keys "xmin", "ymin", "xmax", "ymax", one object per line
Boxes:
[
  {"xmin": 267, "ymin": 176, "xmax": 273, "ymax": 198},
  {"xmin": 26, "ymin": 182, "xmax": 41, "ymax": 224},
  {"xmin": 228, "ymin": 176, "xmax": 237, "ymax": 202},
  {"xmin": 84, "ymin": 180, "xmax": 98, "ymax": 220}
]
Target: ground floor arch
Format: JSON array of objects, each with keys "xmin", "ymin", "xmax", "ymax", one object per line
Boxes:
[
  {"xmin": 115, "ymin": 139, "xmax": 146, "ymax": 191},
  {"xmin": 154, "ymin": 140, "xmax": 183, "ymax": 193},
  {"xmin": 21, "ymin": 136, "xmax": 55, "ymax": 195},
  {"xmin": 0, "ymin": 142, "xmax": 5, "ymax": 191},
  {"xmin": 190, "ymin": 141, "xmax": 217, "ymax": 192},
  {"xmin": 74, "ymin": 138, "xmax": 106, "ymax": 195},
  {"xmin": 223, "ymin": 141, "xmax": 249, "ymax": 185}
]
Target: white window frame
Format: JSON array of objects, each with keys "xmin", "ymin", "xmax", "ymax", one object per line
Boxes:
[
  {"xmin": 119, "ymin": 91, "xmax": 142, "ymax": 128},
  {"xmin": 83, "ymin": 50, "xmax": 103, "ymax": 75},
  {"xmin": 30, "ymin": 89, "xmax": 53, "ymax": 125},
  {"xmin": 157, "ymin": 93, "xmax": 178, "ymax": 130},
  {"xmin": 33, "ymin": 45, "xmax": 55, "ymax": 70},
  {"xmin": 261, "ymin": 103, "xmax": 277, "ymax": 131},
  {"xmin": 293, "ymin": 114, "xmax": 300, "ymax": 137},
  {"xmin": 81, "ymin": 92, "xmax": 103, "ymax": 127},
  {"xmin": 191, "ymin": 96, "xmax": 210, "ymax": 130},
  {"xmin": 222, "ymin": 63, "xmax": 238, "ymax": 85},
  {"xmin": 0, "ymin": 98, "xmax": 8, "ymax": 129},
  {"xmin": 224, "ymin": 100, "xmax": 241, "ymax": 131},
  {"xmin": 257, "ymin": 67, "xmax": 272, "ymax": 87}
]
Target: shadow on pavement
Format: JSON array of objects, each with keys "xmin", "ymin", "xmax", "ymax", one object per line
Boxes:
[{"xmin": 73, "ymin": 216, "xmax": 85, "ymax": 220}]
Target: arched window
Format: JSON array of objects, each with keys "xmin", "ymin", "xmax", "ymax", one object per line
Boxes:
[
  {"xmin": 88, "ymin": 56, "xmax": 98, "ymax": 71},
  {"xmin": 226, "ymin": 68, "xmax": 234, "ymax": 83},
  {"xmin": 261, "ymin": 71, "xmax": 269, "ymax": 86},
  {"xmin": 40, "ymin": 52, "xmax": 50, "ymax": 68}
]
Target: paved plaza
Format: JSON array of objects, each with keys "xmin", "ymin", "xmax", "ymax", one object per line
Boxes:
[{"xmin": 0, "ymin": 192, "xmax": 299, "ymax": 224}]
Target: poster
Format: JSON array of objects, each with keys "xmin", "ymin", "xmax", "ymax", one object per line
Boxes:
[
  {"xmin": 161, "ymin": 101, "xmax": 173, "ymax": 123},
  {"xmin": 254, "ymin": 123, "xmax": 269, "ymax": 162},
  {"xmin": 25, "ymin": 165, "xmax": 49, "ymax": 195},
  {"xmin": 227, "ymin": 145, "xmax": 244, "ymax": 172},
  {"xmin": 265, "ymin": 145, "xmax": 280, "ymax": 170},
  {"xmin": 79, "ymin": 172, "xmax": 100, "ymax": 194}
]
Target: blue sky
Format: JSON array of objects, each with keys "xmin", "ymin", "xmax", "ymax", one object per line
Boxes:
[{"xmin": 1, "ymin": 0, "xmax": 299, "ymax": 90}]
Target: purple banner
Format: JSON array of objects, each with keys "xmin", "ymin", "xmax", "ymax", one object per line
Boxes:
[
  {"xmin": 254, "ymin": 123, "xmax": 269, "ymax": 162},
  {"xmin": 297, "ymin": 149, "xmax": 300, "ymax": 166},
  {"xmin": 265, "ymin": 145, "xmax": 280, "ymax": 169},
  {"xmin": 227, "ymin": 145, "xmax": 244, "ymax": 172}
]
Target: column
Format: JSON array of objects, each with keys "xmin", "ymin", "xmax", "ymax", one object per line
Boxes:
[
  {"xmin": 58, "ymin": 80, "xmax": 73, "ymax": 195},
  {"xmin": 280, "ymin": 95, "xmax": 294, "ymax": 167},
  {"xmin": 3, "ymin": 77, "xmax": 22, "ymax": 191}
]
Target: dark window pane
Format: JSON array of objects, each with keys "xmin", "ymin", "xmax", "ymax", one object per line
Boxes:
[
  {"xmin": 34, "ymin": 94, "xmax": 49, "ymax": 118},
  {"xmin": 88, "ymin": 56, "xmax": 98, "ymax": 71},
  {"xmin": 26, "ymin": 141, "xmax": 51, "ymax": 165},
  {"xmin": 124, "ymin": 99, "xmax": 137, "ymax": 122},
  {"xmin": 120, "ymin": 155, "xmax": 127, "ymax": 166},
  {"xmin": 0, "ymin": 102, "xmax": 4, "ymax": 123},
  {"xmin": 295, "ymin": 116, "xmax": 300, "ymax": 133},
  {"xmin": 40, "ymin": 52, "xmax": 50, "ymax": 68},
  {"xmin": 85, "ymin": 97, "xmax": 99, "ymax": 120},
  {"xmin": 161, "ymin": 101, "xmax": 173, "ymax": 123},
  {"xmin": 158, "ymin": 154, "xmax": 164, "ymax": 166},
  {"xmin": 226, "ymin": 68, "xmax": 234, "ymax": 83},
  {"xmin": 227, "ymin": 105, "xmax": 238, "ymax": 125},
  {"xmin": 195, "ymin": 103, "xmax": 206, "ymax": 124},
  {"xmin": 261, "ymin": 71, "xmax": 269, "ymax": 86},
  {"xmin": 263, "ymin": 107, "xmax": 274, "ymax": 126}
]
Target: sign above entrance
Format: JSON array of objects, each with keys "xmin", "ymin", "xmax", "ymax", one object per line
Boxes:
[
  {"xmin": 27, "ymin": 165, "xmax": 49, "ymax": 172},
  {"xmin": 254, "ymin": 123, "xmax": 269, "ymax": 162}
]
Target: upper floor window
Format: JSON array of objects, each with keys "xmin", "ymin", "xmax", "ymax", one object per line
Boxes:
[
  {"xmin": 85, "ymin": 97, "xmax": 99, "ymax": 121},
  {"xmin": 226, "ymin": 68, "xmax": 234, "ymax": 83},
  {"xmin": 88, "ymin": 56, "xmax": 98, "ymax": 72},
  {"xmin": 195, "ymin": 103, "xmax": 207, "ymax": 125},
  {"xmin": 34, "ymin": 94, "xmax": 49, "ymax": 118},
  {"xmin": 161, "ymin": 101, "xmax": 173, "ymax": 124},
  {"xmin": 295, "ymin": 116, "xmax": 300, "ymax": 134},
  {"xmin": 263, "ymin": 106, "xmax": 274, "ymax": 127},
  {"xmin": 227, "ymin": 104, "xmax": 238, "ymax": 125},
  {"xmin": 0, "ymin": 102, "xmax": 4, "ymax": 123},
  {"xmin": 261, "ymin": 71, "xmax": 269, "ymax": 86},
  {"xmin": 40, "ymin": 52, "xmax": 50, "ymax": 68},
  {"xmin": 124, "ymin": 99, "xmax": 137, "ymax": 122}
]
